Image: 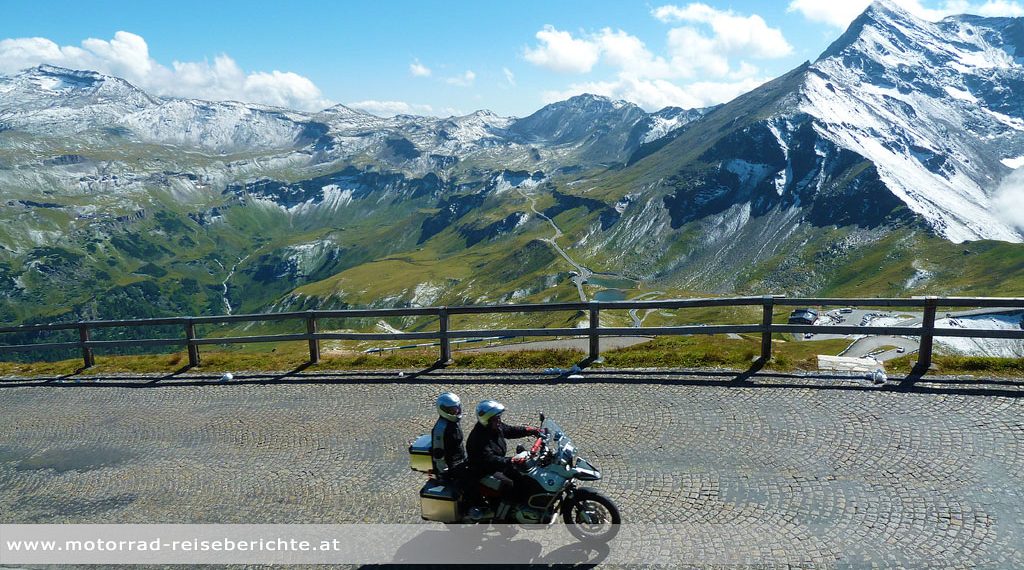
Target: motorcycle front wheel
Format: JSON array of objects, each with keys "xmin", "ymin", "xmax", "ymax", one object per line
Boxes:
[{"xmin": 561, "ymin": 488, "xmax": 621, "ymax": 542}]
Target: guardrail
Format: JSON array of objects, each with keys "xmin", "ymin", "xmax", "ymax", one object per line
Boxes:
[{"xmin": 1, "ymin": 296, "xmax": 1022, "ymax": 372}]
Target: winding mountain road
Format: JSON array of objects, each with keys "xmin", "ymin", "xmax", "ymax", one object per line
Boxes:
[{"xmin": 515, "ymin": 186, "xmax": 592, "ymax": 302}]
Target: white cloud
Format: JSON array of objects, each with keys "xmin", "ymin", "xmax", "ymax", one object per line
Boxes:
[
  {"xmin": 346, "ymin": 100, "xmax": 434, "ymax": 117},
  {"xmin": 445, "ymin": 70, "xmax": 476, "ymax": 87},
  {"xmin": 543, "ymin": 74, "xmax": 768, "ymax": 111},
  {"xmin": 786, "ymin": 1, "xmax": 872, "ymax": 27},
  {"xmin": 503, "ymin": 67, "xmax": 516, "ymax": 86},
  {"xmin": 525, "ymin": 5, "xmax": 788, "ymax": 111},
  {"xmin": 0, "ymin": 31, "xmax": 332, "ymax": 111},
  {"xmin": 653, "ymin": 3, "xmax": 793, "ymax": 59},
  {"xmin": 595, "ymin": 28, "xmax": 677, "ymax": 79},
  {"xmin": 994, "ymin": 169, "xmax": 1024, "ymax": 231},
  {"xmin": 523, "ymin": 25, "xmax": 601, "ymax": 73},
  {"xmin": 788, "ymin": 0, "xmax": 1024, "ymax": 28},
  {"xmin": 409, "ymin": 59, "xmax": 431, "ymax": 77}
]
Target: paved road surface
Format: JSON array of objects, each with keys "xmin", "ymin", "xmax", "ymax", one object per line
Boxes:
[
  {"xmin": 843, "ymin": 335, "xmax": 920, "ymax": 361},
  {"xmin": 1, "ymin": 370, "xmax": 1022, "ymax": 567}
]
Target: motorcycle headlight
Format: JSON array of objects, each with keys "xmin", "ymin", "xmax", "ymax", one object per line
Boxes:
[{"xmin": 560, "ymin": 448, "xmax": 575, "ymax": 467}]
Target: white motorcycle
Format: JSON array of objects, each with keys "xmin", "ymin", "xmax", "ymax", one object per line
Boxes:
[{"xmin": 409, "ymin": 414, "xmax": 621, "ymax": 542}]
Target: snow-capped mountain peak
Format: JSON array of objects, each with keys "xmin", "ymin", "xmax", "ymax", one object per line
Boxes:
[
  {"xmin": 798, "ymin": 2, "xmax": 1024, "ymax": 242},
  {"xmin": 0, "ymin": 65, "xmax": 324, "ymax": 152},
  {"xmin": 1, "ymin": 64, "xmax": 156, "ymax": 110}
]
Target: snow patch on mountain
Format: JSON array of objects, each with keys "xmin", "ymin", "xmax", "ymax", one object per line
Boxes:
[
  {"xmin": 121, "ymin": 100, "xmax": 311, "ymax": 151},
  {"xmin": 1002, "ymin": 156, "xmax": 1024, "ymax": 168},
  {"xmin": 317, "ymin": 185, "xmax": 356, "ymax": 210},
  {"xmin": 724, "ymin": 159, "xmax": 773, "ymax": 189},
  {"xmin": 640, "ymin": 106, "xmax": 714, "ymax": 145},
  {"xmin": 942, "ymin": 86, "xmax": 976, "ymax": 103},
  {"xmin": 411, "ymin": 282, "xmax": 444, "ymax": 307},
  {"xmin": 376, "ymin": 320, "xmax": 404, "ymax": 334},
  {"xmin": 767, "ymin": 121, "xmax": 792, "ymax": 195},
  {"xmin": 933, "ymin": 313, "xmax": 1024, "ymax": 357},
  {"xmin": 904, "ymin": 265, "xmax": 934, "ymax": 289},
  {"xmin": 284, "ymin": 240, "xmax": 338, "ymax": 277},
  {"xmin": 491, "ymin": 171, "xmax": 546, "ymax": 195},
  {"xmin": 642, "ymin": 115, "xmax": 686, "ymax": 144}
]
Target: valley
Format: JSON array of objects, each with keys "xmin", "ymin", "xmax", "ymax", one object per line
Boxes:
[{"xmin": 0, "ymin": 2, "xmax": 1022, "ymax": 363}]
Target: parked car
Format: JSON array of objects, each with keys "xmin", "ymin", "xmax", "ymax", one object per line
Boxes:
[{"xmin": 840, "ymin": 307, "xmax": 853, "ymax": 314}]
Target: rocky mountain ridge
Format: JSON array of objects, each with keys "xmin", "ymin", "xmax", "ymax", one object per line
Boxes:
[{"xmin": 0, "ymin": 0, "xmax": 1022, "ymax": 330}]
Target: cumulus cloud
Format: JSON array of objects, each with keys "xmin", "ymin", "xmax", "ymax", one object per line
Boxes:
[
  {"xmin": 445, "ymin": 70, "xmax": 476, "ymax": 87},
  {"xmin": 524, "ymin": 25, "xmax": 601, "ymax": 73},
  {"xmin": 994, "ymin": 169, "xmax": 1024, "ymax": 231},
  {"xmin": 595, "ymin": 29, "xmax": 676, "ymax": 79},
  {"xmin": 409, "ymin": 59, "xmax": 431, "ymax": 77},
  {"xmin": 788, "ymin": 0, "xmax": 1024, "ymax": 28},
  {"xmin": 346, "ymin": 100, "xmax": 434, "ymax": 117},
  {"xmin": 0, "ymin": 31, "xmax": 332, "ymax": 111},
  {"xmin": 525, "ymin": 4, "xmax": 789, "ymax": 110},
  {"xmin": 544, "ymin": 75, "xmax": 767, "ymax": 111},
  {"xmin": 653, "ymin": 3, "xmax": 793, "ymax": 59}
]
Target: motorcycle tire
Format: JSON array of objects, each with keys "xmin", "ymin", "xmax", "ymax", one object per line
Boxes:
[{"xmin": 561, "ymin": 488, "xmax": 621, "ymax": 542}]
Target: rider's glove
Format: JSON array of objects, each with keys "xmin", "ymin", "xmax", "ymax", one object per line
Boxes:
[
  {"xmin": 511, "ymin": 450, "xmax": 529, "ymax": 465},
  {"xmin": 526, "ymin": 427, "xmax": 543, "ymax": 436}
]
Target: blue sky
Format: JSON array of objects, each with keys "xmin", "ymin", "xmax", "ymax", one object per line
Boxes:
[{"xmin": 2, "ymin": 0, "xmax": 1022, "ymax": 116}]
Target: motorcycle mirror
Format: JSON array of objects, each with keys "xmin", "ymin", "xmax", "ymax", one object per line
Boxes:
[
  {"xmin": 539, "ymin": 412, "xmax": 545, "ymax": 424},
  {"xmin": 515, "ymin": 444, "xmax": 525, "ymax": 454}
]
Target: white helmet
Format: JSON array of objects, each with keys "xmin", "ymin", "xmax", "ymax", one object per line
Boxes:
[
  {"xmin": 436, "ymin": 392, "xmax": 462, "ymax": 421},
  {"xmin": 476, "ymin": 399, "xmax": 506, "ymax": 426}
]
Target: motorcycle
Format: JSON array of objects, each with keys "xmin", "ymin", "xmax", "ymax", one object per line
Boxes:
[{"xmin": 409, "ymin": 414, "xmax": 621, "ymax": 542}]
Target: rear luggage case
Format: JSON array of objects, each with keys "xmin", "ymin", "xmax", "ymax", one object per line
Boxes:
[
  {"xmin": 409, "ymin": 434, "xmax": 432, "ymax": 473},
  {"xmin": 419, "ymin": 480, "xmax": 460, "ymax": 522}
]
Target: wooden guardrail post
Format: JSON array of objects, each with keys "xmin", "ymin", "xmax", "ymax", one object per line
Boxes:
[
  {"xmin": 917, "ymin": 296, "xmax": 938, "ymax": 370},
  {"xmin": 589, "ymin": 302, "xmax": 600, "ymax": 361},
  {"xmin": 438, "ymin": 307, "xmax": 452, "ymax": 364},
  {"xmin": 760, "ymin": 296, "xmax": 775, "ymax": 363},
  {"xmin": 306, "ymin": 311, "xmax": 320, "ymax": 364},
  {"xmin": 78, "ymin": 323, "xmax": 94, "ymax": 368},
  {"xmin": 185, "ymin": 319, "xmax": 201, "ymax": 367}
]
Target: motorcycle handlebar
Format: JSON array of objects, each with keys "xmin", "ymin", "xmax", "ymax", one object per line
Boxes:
[{"xmin": 530, "ymin": 436, "xmax": 544, "ymax": 454}]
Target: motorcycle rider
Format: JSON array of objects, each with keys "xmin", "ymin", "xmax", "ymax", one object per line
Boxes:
[
  {"xmin": 431, "ymin": 392, "xmax": 467, "ymax": 481},
  {"xmin": 466, "ymin": 400, "xmax": 543, "ymax": 515}
]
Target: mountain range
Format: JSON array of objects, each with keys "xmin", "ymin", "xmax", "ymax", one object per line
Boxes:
[{"xmin": 1, "ymin": 0, "xmax": 1022, "ymax": 331}]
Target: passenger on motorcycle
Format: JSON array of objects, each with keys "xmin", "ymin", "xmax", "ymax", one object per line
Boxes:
[
  {"xmin": 466, "ymin": 399, "xmax": 543, "ymax": 508},
  {"xmin": 430, "ymin": 392, "xmax": 467, "ymax": 481}
]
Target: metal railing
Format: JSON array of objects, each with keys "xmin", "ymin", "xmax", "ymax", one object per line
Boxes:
[{"xmin": 1, "ymin": 296, "xmax": 1022, "ymax": 372}]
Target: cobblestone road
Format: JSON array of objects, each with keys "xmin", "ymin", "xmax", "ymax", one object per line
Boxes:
[{"xmin": 1, "ymin": 369, "xmax": 1022, "ymax": 567}]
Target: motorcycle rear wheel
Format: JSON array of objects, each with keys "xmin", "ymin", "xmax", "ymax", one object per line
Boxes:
[{"xmin": 561, "ymin": 488, "xmax": 621, "ymax": 542}]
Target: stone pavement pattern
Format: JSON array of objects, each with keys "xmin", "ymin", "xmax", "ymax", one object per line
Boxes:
[{"xmin": 1, "ymin": 370, "xmax": 1022, "ymax": 567}]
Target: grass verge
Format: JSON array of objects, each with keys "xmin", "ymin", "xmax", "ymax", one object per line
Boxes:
[
  {"xmin": 886, "ymin": 354, "xmax": 1024, "ymax": 377},
  {"xmin": 1, "ymin": 337, "xmax": 1020, "ymax": 378}
]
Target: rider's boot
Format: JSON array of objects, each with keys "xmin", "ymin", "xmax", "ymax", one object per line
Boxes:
[
  {"xmin": 494, "ymin": 501, "xmax": 512, "ymax": 522},
  {"xmin": 467, "ymin": 505, "xmax": 495, "ymax": 521}
]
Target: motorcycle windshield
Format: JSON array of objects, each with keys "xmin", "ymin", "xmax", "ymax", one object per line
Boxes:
[{"xmin": 542, "ymin": 418, "xmax": 573, "ymax": 454}]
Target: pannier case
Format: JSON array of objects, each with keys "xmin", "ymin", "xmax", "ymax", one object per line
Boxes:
[
  {"xmin": 409, "ymin": 434, "xmax": 432, "ymax": 473},
  {"xmin": 419, "ymin": 480, "xmax": 460, "ymax": 522}
]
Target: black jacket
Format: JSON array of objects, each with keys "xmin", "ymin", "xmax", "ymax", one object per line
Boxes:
[
  {"xmin": 430, "ymin": 417, "xmax": 466, "ymax": 477},
  {"xmin": 466, "ymin": 421, "xmax": 532, "ymax": 477}
]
